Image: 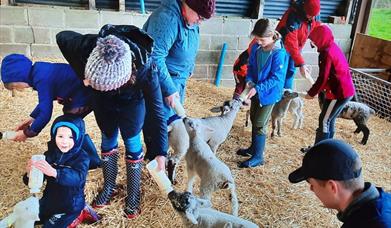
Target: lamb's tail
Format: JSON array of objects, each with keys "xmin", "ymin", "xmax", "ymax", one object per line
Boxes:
[{"xmin": 228, "ymin": 182, "xmax": 239, "ymax": 216}]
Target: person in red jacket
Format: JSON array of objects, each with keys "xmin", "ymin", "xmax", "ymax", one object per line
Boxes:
[
  {"xmin": 304, "ymin": 25, "xmax": 355, "ymax": 145},
  {"xmin": 276, "ymin": 0, "xmax": 321, "ymax": 89},
  {"xmin": 232, "ymin": 39, "xmax": 256, "ymax": 99}
]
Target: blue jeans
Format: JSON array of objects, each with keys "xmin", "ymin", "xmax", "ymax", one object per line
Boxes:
[
  {"xmin": 284, "ymin": 54, "xmax": 296, "ymax": 89},
  {"xmin": 101, "ymin": 131, "xmax": 143, "ymax": 160},
  {"xmin": 316, "ymin": 96, "xmax": 352, "ymax": 143}
]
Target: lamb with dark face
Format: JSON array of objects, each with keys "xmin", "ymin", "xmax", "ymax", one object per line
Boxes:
[
  {"xmin": 318, "ymin": 91, "xmax": 375, "ymax": 145},
  {"xmin": 168, "ymin": 190, "xmax": 258, "ymax": 228}
]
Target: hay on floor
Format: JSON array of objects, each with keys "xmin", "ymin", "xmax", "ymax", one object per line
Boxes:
[{"xmin": 0, "ymin": 79, "xmax": 390, "ymax": 228}]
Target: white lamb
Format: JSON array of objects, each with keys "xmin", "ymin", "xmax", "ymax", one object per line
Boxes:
[
  {"xmin": 167, "ymin": 99, "xmax": 242, "ymax": 184},
  {"xmin": 168, "ymin": 191, "xmax": 258, "ymax": 228},
  {"xmin": 183, "ymin": 117, "xmax": 239, "ymax": 216},
  {"xmin": 271, "ymin": 90, "xmax": 304, "ymax": 137}
]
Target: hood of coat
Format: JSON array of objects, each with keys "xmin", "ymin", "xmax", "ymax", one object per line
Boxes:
[
  {"xmin": 48, "ymin": 115, "xmax": 86, "ymax": 163},
  {"xmin": 1, "ymin": 54, "xmax": 34, "ymax": 86},
  {"xmin": 309, "ymin": 25, "xmax": 334, "ymax": 51}
]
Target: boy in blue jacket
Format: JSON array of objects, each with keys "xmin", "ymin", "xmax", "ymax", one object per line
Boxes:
[
  {"xmin": 289, "ymin": 139, "xmax": 391, "ymax": 228},
  {"xmin": 24, "ymin": 115, "xmax": 99, "ymax": 228},
  {"xmin": 1, "ymin": 54, "xmax": 91, "ymax": 142},
  {"xmin": 236, "ymin": 19, "xmax": 287, "ymax": 168}
]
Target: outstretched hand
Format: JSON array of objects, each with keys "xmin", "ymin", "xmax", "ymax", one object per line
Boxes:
[
  {"xmin": 12, "ymin": 130, "xmax": 28, "ymax": 142},
  {"xmin": 155, "ymin": 155, "xmax": 166, "ymax": 172},
  {"xmin": 15, "ymin": 118, "xmax": 34, "ymax": 131}
]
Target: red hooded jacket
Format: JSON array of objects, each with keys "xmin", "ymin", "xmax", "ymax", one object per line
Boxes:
[
  {"xmin": 276, "ymin": 2, "xmax": 321, "ymax": 66},
  {"xmin": 307, "ymin": 25, "xmax": 355, "ymax": 99}
]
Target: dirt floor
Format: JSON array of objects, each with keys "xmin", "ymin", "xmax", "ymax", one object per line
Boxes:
[{"xmin": 0, "ymin": 79, "xmax": 390, "ymax": 227}]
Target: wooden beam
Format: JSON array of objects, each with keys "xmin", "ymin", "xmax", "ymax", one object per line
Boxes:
[{"xmin": 88, "ymin": 0, "xmax": 96, "ymax": 10}]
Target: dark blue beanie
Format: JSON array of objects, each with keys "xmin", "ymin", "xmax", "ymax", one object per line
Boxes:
[{"xmin": 1, "ymin": 54, "xmax": 33, "ymax": 85}]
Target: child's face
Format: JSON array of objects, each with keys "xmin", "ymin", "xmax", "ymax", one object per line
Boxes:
[
  {"xmin": 254, "ymin": 35, "xmax": 274, "ymax": 49},
  {"xmin": 5, "ymin": 82, "xmax": 30, "ymax": 91},
  {"xmin": 55, "ymin": 126, "xmax": 75, "ymax": 153}
]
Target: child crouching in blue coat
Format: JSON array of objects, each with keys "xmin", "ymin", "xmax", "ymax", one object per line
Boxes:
[
  {"xmin": 237, "ymin": 19, "xmax": 287, "ymax": 168},
  {"xmin": 1, "ymin": 55, "xmax": 92, "ymax": 142},
  {"xmin": 23, "ymin": 115, "xmax": 99, "ymax": 227}
]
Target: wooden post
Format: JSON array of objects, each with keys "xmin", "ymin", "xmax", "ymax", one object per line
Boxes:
[
  {"xmin": 88, "ymin": 0, "xmax": 96, "ymax": 10},
  {"xmin": 119, "ymin": 0, "xmax": 125, "ymax": 12}
]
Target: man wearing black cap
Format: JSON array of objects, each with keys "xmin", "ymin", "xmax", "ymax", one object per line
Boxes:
[{"xmin": 289, "ymin": 139, "xmax": 391, "ymax": 227}]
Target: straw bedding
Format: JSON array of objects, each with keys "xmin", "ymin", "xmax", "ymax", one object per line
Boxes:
[{"xmin": 0, "ymin": 78, "xmax": 390, "ymax": 228}]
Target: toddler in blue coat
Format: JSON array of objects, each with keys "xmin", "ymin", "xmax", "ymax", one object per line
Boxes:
[
  {"xmin": 1, "ymin": 54, "xmax": 91, "ymax": 142},
  {"xmin": 23, "ymin": 115, "xmax": 99, "ymax": 228}
]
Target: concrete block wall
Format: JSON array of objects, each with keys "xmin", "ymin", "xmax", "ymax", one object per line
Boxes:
[{"xmin": 0, "ymin": 5, "xmax": 352, "ymax": 90}]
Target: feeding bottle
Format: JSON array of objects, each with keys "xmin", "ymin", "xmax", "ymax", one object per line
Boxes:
[
  {"xmin": 146, "ymin": 159, "xmax": 174, "ymax": 195},
  {"xmin": 173, "ymin": 97, "xmax": 186, "ymax": 118},
  {"xmin": 28, "ymin": 155, "xmax": 46, "ymax": 194},
  {"xmin": 0, "ymin": 131, "xmax": 17, "ymax": 140}
]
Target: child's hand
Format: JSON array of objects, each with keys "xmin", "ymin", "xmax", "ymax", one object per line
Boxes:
[
  {"xmin": 15, "ymin": 118, "xmax": 34, "ymax": 131},
  {"xmin": 304, "ymin": 94, "xmax": 314, "ymax": 100},
  {"xmin": 12, "ymin": 130, "xmax": 28, "ymax": 142},
  {"xmin": 32, "ymin": 160, "xmax": 57, "ymax": 178},
  {"xmin": 247, "ymin": 88, "xmax": 257, "ymax": 99}
]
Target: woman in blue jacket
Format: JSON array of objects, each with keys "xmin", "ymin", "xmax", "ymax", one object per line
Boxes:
[
  {"xmin": 237, "ymin": 19, "xmax": 288, "ymax": 168},
  {"xmin": 1, "ymin": 54, "xmax": 91, "ymax": 141},
  {"xmin": 24, "ymin": 115, "xmax": 98, "ymax": 227},
  {"xmin": 56, "ymin": 25, "xmax": 168, "ymax": 218},
  {"xmin": 142, "ymin": 0, "xmax": 216, "ymax": 160}
]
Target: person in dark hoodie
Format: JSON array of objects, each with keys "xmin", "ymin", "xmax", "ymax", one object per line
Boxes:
[
  {"xmin": 289, "ymin": 139, "xmax": 391, "ymax": 228},
  {"xmin": 56, "ymin": 24, "xmax": 168, "ymax": 219},
  {"xmin": 0, "ymin": 54, "xmax": 91, "ymax": 142},
  {"xmin": 24, "ymin": 115, "xmax": 99, "ymax": 228},
  {"xmin": 303, "ymin": 25, "xmax": 355, "ymax": 148}
]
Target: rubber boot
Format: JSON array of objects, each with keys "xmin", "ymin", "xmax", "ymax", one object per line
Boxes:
[
  {"xmin": 92, "ymin": 149, "xmax": 119, "ymax": 208},
  {"xmin": 239, "ymin": 134, "xmax": 266, "ymax": 168},
  {"xmin": 314, "ymin": 129, "xmax": 330, "ymax": 144},
  {"xmin": 236, "ymin": 130, "xmax": 256, "ymax": 157},
  {"xmin": 124, "ymin": 157, "xmax": 143, "ymax": 219},
  {"xmin": 68, "ymin": 204, "xmax": 101, "ymax": 227}
]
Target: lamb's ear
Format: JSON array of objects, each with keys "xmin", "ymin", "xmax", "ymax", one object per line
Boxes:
[
  {"xmin": 197, "ymin": 198, "xmax": 212, "ymax": 208},
  {"xmin": 292, "ymin": 92, "xmax": 299, "ymax": 98},
  {"xmin": 210, "ymin": 106, "xmax": 223, "ymax": 113},
  {"xmin": 167, "ymin": 124, "xmax": 173, "ymax": 132},
  {"xmin": 185, "ymin": 210, "xmax": 198, "ymax": 224}
]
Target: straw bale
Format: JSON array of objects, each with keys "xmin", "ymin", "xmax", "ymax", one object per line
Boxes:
[{"xmin": 0, "ymin": 78, "xmax": 390, "ymax": 228}]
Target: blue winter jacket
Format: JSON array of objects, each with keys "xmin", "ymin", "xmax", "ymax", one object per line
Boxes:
[
  {"xmin": 246, "ymin": 40, "xmax": 288, "ymax": 106},
  {"xmin": 0, "ymin": 54, "xmax": 91, "ymax": 136},
  {"xmin": 143, "ymin": 0, "xmax": 199, "ymax": 98},
  {"xmin": 23, "ymin": 115, "xmax": 90, "ymax": 217},
  {"xmin": 338, "ymin": 183, "xmax": 391, "ymax": 228}
]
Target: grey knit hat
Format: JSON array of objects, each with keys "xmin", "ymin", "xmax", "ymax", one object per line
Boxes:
[{"xmin": 85, "ymin": 35, "xmax": 132, "ymax": 91}]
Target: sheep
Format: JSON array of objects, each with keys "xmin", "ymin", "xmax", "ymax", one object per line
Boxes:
[
  {"xmin": 318, "ymin": 91, "xmax": 375, "ymax": 145},
  {"xmin": 168, "ymin": 191, "xmax": 258, "ymax": 228},
  {"xmin": 271, "ymin": 90, "xmax": 304, "ymax": 137},
  {"xmin": 167, "ymin": 98, "xmax": 242, "ymax": 184},
  {"xmin": 183, "ymin": 117, "xmax": 239, "ymax": 216},
  {"xmin": 0, "ymin": 196, "xmax": 40, "ymax": 228}
]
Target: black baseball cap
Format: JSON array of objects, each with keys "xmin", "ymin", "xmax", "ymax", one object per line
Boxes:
[{"xmin": 289, "ymin": 139, "xmax": 362, "ymax": 183}]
